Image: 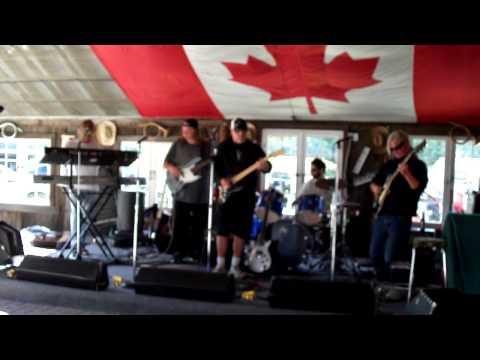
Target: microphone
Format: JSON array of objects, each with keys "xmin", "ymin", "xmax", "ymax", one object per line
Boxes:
[
  {"xmin": 137, "ymin": 135, "xmax": 148, "ymax": 144},
  {"xmin": 336, "ymin": 136, "xmax": 353, "ymax": 148}
]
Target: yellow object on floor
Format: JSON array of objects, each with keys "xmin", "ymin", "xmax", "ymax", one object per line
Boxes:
[{"xmin": 241, "ymin": 291, "xmax": 256, "ymax": 301}]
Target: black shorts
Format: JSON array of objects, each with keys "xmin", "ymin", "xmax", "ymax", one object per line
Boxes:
[{"xmin": 216, "ymin": 190, "xmax": 256, "ymax": 241}]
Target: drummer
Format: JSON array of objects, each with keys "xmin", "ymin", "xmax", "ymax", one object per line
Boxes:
[{"xmin": 294, "ymin": 158, "xmax": 334, "ymax": 214}]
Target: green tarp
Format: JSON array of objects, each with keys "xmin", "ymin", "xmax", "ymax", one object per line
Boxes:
[{"xmin": 444, "ymin": 213, "xmax": 480, "ymax": 295}]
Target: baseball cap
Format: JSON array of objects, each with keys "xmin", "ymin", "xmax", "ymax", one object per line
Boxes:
[
  {"xmin": 183, "ymin": 118, "xmax": 199, "ymax": 129},
  {"xmin": 231, "ymin": 118, "xmax": 248, "ymax": 132}
]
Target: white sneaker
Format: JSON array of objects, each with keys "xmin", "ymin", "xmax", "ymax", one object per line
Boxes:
[
  {"xmin": 228, "ymin": 267, "xmax": 245, "ymax": 280},
  {"xmin": 213, "ymin": 265, "xmax": 226, "ymax": 273}
]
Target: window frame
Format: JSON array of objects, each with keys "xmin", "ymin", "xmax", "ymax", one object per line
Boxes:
[{"xmin": 0, "ymin": 132, "xmax": 57, "ymax": 213}]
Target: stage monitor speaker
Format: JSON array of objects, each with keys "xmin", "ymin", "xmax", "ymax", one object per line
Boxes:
[
  {"xmin": 408, "ymin": 288, "xmax": 480, "ymax": 316},
  {"xmin": 269, "ymin": 276, "xmax": 376, "ymax": 315},
  {"xmin": 15, "ymin": 256, "xmax": 109, "ymax": 291},
  {"xmin": 134, "ymin": 265, "xmax": 236, "ymax": 303}
]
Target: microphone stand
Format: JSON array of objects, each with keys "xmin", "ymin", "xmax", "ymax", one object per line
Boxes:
[
  {"xmin": 76, "ymin": 142, "xmax": 82, "ymax": 260},
  {"xmin": 206, "ymin": 128, "xmax": 218, "ymax": 272},
  {"xmin": 132, "ymin": 136, "xmax": 148, "ymax": 279}
]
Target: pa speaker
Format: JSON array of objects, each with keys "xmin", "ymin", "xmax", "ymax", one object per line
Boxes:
[
  {"xmin": 15, "ymin": 256, "xmax": 109, "ymax": 291},
  {"xmin": 269, "ymin": 276, "xmax": 376, "ymax": 315},
  {"xmin": 134, "ymin": 265, "xmax": 236, "ymax": 302},
  {"xmin": 117, "ymin": 191, "xmax": 145, "ymax": 233}
]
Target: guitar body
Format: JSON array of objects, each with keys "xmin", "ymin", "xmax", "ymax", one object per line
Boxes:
[
  {"xmin": 218, "ymin": 186, "xmax": 244, "ymax": 204},
  {"xmin": 245, "ymin": 241, "xmax": 272, "ymax": 274},
  {"xmin": 166, "ymin": 157, "xmax": 205, "ymax": 194}
]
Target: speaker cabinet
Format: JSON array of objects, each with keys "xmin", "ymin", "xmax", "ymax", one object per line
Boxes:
[
  {"xmin": 269, "ymin": 276, "xmax": 376, "ymax": 315},
  {"xmin": 15, "ymin": 256, "xmax": 109, "ymax": 291},
  {"xmin": 134, "ymin": 264, "xmax": 236, "ymax": 303}
]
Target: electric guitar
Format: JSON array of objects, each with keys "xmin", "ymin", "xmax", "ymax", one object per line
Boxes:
[
  {"xmin": 166, "ymin": 157, "xmax": 213, "ymax": 195},
  {"xmin": 375, "ymin": 140, "xmax": 427, "ymax": 215},
  {"xmin": 244, "ymin": 189, "xmax": 274, "ymax": 274},
  {"xmin": 218, "ymin": 150, "xmax": 285, "ymax": 204}
]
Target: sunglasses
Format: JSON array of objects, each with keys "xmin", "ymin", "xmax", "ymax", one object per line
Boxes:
[{"xmin": 390, "ymin": 141, "xmax": 405, "ymax": 152}]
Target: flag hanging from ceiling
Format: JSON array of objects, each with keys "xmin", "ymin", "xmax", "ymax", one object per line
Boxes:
[{"xmin": 91, "ymin": 45, "xmax": 480, "ymax": 125}]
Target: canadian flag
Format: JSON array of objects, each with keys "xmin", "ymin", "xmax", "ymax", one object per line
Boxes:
[{"xmin": 91, "ymin": 45, "xmax": 480, "ymax": 125}]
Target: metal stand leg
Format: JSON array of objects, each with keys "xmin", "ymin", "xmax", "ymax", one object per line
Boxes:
[
  {"xmin": 206, "ymin": 159, "xmax": 216, "ymax": 272},
  {"xmin": 408, "ymin": 248, "xmax": 417, "ymax": 303},
  {"xmin": 59, "ymin": 187, "xmax": 117, "ymax": 261},
  {"xmin": 441, "ymin": 249, "xmax": 448, "ymax": 288},
  {"xmin": 132, "ymin": 139, "xmax": 146, "ymax": 280}
]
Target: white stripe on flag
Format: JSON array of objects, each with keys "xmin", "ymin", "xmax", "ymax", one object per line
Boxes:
[{"xmin": 184, "ymin": 45, "xmax": 417, "ymax": 122}]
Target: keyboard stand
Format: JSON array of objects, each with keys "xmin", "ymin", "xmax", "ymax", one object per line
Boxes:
[{"xmin": 57, "ymin": 184, "xmax": 118, "ymax": 263}]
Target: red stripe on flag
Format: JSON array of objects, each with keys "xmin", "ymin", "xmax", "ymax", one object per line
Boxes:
[
  {"xmin": 414, "ymin": 45, "xmax": 480, "ymax": 124},
  {"xmin": 90, "ymin": 45, "xmax": 223, "ymax": 119}
]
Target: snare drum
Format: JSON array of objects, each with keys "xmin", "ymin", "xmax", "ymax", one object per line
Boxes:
[
  {"xmin": 255, "ymin": 190, "xmax": 285, "ymax": 224},
  {"xmin": 296, "ymin": 195, "xmax": 326, "ymax": 226}
]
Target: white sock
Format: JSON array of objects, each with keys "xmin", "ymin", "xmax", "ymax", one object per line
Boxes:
[
  {"xmin": 216, "ymin": 257, "xmax": 225, "ymax": 269},
  {"xmin": 231, "ymin": 256, "xmax": 241, "ymax": 269}
]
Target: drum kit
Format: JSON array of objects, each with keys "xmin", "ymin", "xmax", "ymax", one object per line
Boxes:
[{"xmin": 244, "ymin": 188, "xmax": 336, "ymax": 275}]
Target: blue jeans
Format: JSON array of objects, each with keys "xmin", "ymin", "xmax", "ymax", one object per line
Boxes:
[
  {"xmin": 69, "ymin": 191, "xmax": 99, "ymax": 247},
  {"xmin": 370, "ymin": 216, "xmax": 412, "ymax": 281}
]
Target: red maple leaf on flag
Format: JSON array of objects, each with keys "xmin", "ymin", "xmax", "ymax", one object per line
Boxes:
[{"xmin": 223, "ymin": 45, "xmax": 381, "ymax": 115}]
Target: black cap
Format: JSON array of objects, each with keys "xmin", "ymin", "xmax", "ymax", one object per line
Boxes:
[
  {"xmin": 183, "ymin": 118, "xmax": 199, "ymax": 129},
  {"xmin": 231, "ymin": 118, "xmax": 248, "ymax": 132},
  {"xmin": 0, "ymin": 105, "xmax": 4, "ymax": 113}
]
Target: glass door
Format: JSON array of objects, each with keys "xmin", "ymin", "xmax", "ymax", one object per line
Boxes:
[
  {"xmin": 262, "ymin": 129, "xmax": 343, "ymax": 216},
  {"xmin": 262, "ymin": 130, "xmax": 300, "ymax": 215}
]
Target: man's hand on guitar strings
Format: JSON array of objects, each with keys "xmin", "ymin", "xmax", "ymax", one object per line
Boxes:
[
  {"xmin": 398, "ymin": 163, "xmax": 412, "ymax": 178},
  {"xmin": 255, "ymin": 159, "xmax": 269, "ymax": 172},
  {"xmin": 220, "ymin": 178, "xmax": 232, "ymax": 190},
  {"xmin": 168, "ymin": 165, "xmax": 181, "ymax": 178}
]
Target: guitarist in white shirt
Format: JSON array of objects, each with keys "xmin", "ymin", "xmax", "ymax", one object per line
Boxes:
[
  {"xmin": 370, "ymin": 130, "xmax": 428, "ymax": 283},
  {"xmin": 213, "ymin": 118, "xmax": 272, "ymax": 279},
  {"xmin": 164, "ymin": 119, "xmax": 210, "ymax": 264}
]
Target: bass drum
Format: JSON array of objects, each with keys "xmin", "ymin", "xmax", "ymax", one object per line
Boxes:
[{"xmin": 271, "ymin": 219, "xmax": 313, "ymax": 272}]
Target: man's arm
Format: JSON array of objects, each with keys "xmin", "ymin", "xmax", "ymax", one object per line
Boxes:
[
  {"xmin": 398, "ymin": 163, "xmax": 421, "ymax": 191},
  {"xmin": 164, "ymin": 142, "xmax": 181, "ymax": 178},
  {"xmin": 370, "ymin": 182, "xmax": 382, "ymax": 201},
  {"xmin": 255, "ymin": 145, "xmax": 272, "ymax": 173},
  {"xmin": 370, "ymin": 164, "xmax": 388, "ymax": 201}
]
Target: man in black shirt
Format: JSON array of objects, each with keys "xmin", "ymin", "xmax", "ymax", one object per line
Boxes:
[
  {"xmin": 164, "ymin": 119, "xmax": 210, "ymax": 263},
  {"xmin": 213, "ymin": 118, "xmax": 272, "ymax": 278},
  {"xmin": 370, "ymin": 130, "xmax": 428, "ymax": 282}
]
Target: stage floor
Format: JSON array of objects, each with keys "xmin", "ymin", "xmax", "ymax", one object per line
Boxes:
[
  {"xmin": 0, "ymin": 238, "xmax": 417, "ymax": 315},
  {"xmin": 0, "ymin": 263, "xmax": 412, "ymax": 316}
]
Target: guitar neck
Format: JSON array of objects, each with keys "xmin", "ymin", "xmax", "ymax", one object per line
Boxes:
[
  {"xmin": 229, "ymin": 150, "xmax": 284, "ymax": 186},
  {"xmin": 232, "ymin": 162, "xmax": 261, "ymax": 185},
  {"xmin": 387, "ymin": 151, "xmax": 416, "ymax": 185},
  {"xmin": 192, "ymin": 159, "xmax": 212, "ymax": 173}
]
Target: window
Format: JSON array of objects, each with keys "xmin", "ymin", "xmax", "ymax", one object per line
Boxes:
[
  {"xmin": 411, "ymin": 136, "xmax": 447, "ymax": 225},
  {"xmin": 453, "ymin": 141, "xmax": 480, "ymax": 213},
  {"xmin": 262, "ymin": 130, "xmax": 342, "ymax": 216},
  {"xmin": 120, "ymin": 140, "xmax": 174, "ymax": 210},
  {"xmin": 0, "ymin": 137, "xmax": 52, "ymax": 207}
]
